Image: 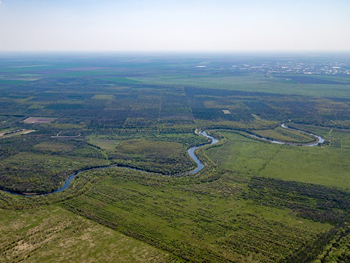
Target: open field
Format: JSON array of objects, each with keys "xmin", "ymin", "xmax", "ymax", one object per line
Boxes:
[
  {"xmin": 253, "ymin": 126, "xmax": 315, "ymax": 143},
  {"xmin": 0, "ymin": 205, "xmax": 171, "ymax": 263},
  {"xmin": 61, "ymin": 168, "xmax": 331, "ymax": 262},
  {"xmin": 23, "ymin": 117, "xmax": 56, "ymax": 124},
  {"xmin": 286, "ymin": 123, "xmax": 350, "ymax": 149},
  {"xmin": 207, "ymin": 132, "xmax": 350, "ymax": 190},
  {"xmin": 140, "ymin": 74, "xmax": 350, "ymax": 98},
  {"xmin": 89, "ymin": 137, "xmax": 121, "ymax": 151}
]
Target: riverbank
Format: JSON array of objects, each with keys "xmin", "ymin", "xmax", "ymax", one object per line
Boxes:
[
  {"xmin": 250, "ymin": 124, "xmax": 325, "ymax": 146},
  {"xmin": 3, "ymin": 131, "xmax": 219, "ymax": 197}
]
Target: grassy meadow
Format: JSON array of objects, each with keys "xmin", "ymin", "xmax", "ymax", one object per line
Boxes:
[
  {"xmin": 253, "ymin": 126, "xmax": 316, "ymax": 143},
  {"xmin": 140, "ymin": 73, "xmax": 350, "ymax": 98},
  {"xmin": 61, "ymin": 168, "xmax": 331, "ymax": 262},
  {"xmin": 0, "ymin": 205, "xmax": 171, "ymax": 263},
  {"xmin": 207, "ymin": 130, "xmax": 350, "ymax": 190}
]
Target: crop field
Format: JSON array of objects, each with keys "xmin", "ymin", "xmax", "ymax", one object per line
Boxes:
[{"xmin": 0, "ymin": 54, "xmax": 350, "ymax": 262}]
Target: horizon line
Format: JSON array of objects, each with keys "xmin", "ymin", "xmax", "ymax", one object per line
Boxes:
[{"xmin": 1, "ymin": 50, "xmax": 350, "ymax": 55}]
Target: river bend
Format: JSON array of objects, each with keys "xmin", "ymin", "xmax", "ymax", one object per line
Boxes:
[
  {"xmin": 251, "ymin": 124, "xmax": 325, "ymax": 147},
  {"xmin": 3, "ymin": 125, "xmax": 324, "ymax": 197},
  {"xmin": 5, "ymin": 131, "xmax": 218, "ymax": 196}
]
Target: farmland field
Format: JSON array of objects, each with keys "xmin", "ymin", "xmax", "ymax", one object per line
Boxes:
[{"xmin": 0, "ymin": 53, "xmax": 350, "ymax": 262}]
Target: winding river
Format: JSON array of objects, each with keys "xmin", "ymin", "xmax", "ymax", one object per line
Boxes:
[
  {"xmin": 4, "ymin": 125, "xmax": 324, "ymax": 197},
  {"xmin": 4, "ymin": 131, "xmax": 218, "ymax": 197},
  {"xmin": 251, "ymin": 124, "xmax": 325, "ymax": 147},
  {"xmin": 185, "ymin": 131, "xmax": 218, "ymax": 175}
]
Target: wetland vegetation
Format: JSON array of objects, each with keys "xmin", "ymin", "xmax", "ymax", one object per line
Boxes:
[{"xmin": 0, "ymin": 53, "xmax": 350, "ymax": 262}]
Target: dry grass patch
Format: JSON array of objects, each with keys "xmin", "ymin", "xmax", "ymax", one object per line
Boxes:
[{"xmin": 23, "ymin": 117, "xmax": 56, "ymax": 124}]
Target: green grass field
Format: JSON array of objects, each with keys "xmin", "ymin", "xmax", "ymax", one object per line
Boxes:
[
  {"xmin": 0, "ymin": 205, "xmax": 171, "ymax": 263},
  {"xmin": 253, "ymin": 126, "xmax": 315, "ymax": 143},
  {"xmin": 207, "ymin": 131, "xmax": 350, "ymax": 190},
  {"xmin": 140, "ymin": 73, "xmax": 350, "ymax": 98},
  {"xmin": 61, "ymin": 168, "xmax": 330, "ymax": 262},
  {"xmin": 89, "ymin": 137, "xmax": 121, "ymax": 152}
]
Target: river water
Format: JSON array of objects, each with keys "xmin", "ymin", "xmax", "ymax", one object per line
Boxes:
[
  {"xmin": 185, "ymin": 131, "xmax": 219, "ymax": 175},
  {"xmin": 3, "ymin": 126, "xmax": 324, "ymax": 197},
  {"xmin": 252, "ymin": 124, "xmax": 325, "ymax": 147},
  {"xmin": 4, "ymin": 131, "xmax": 219, "ymax": 196}
]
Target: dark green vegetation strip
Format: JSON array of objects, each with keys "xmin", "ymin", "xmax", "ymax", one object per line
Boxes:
[
  {"xmin": 285, "ymin": 227, "xmax": 339, "ymax": 263},
  {"xmin": 315, "ymin": 225, "xmax": 350, "ymax": 262},
  {"xmin": 99, "ymin": 77, "xmax": 142, "ymax": 84},
  {"xmin": 249, "ymin": 177, "xmax": 350, "ymax": 225},
  {"xmin": 286, "ymin": 225, "xmax": 350, "ymax": 263},
  {"xmin": 274, "ymin": 74, "xmax": 350, "ymax": 85}
]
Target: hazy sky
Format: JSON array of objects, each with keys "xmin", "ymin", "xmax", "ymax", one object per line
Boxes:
[{"xmin": 0, "ymin": 0, "xmax": 349, "ymax": 52}]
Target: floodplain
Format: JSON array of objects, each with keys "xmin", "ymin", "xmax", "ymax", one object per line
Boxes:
[{"xmin": 0, "ymin": 53, "xmax": 350, "ymax": 262}]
